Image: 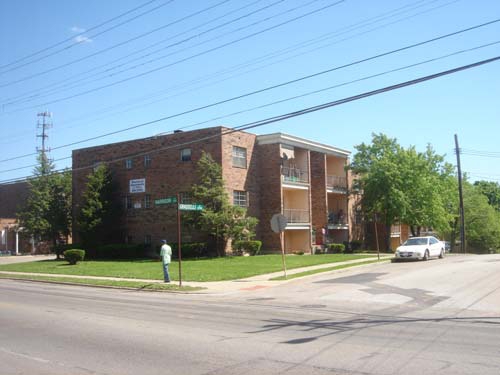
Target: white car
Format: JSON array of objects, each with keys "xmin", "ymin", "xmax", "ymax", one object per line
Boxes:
[{"xmin": 394, "ymin": 236, "xmax": 445, "ymax": 261}]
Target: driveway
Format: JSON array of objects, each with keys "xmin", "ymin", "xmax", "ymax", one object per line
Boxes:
[{"xmin": 0, "ymin": 254, "xmax": 55, "ymax": 265}]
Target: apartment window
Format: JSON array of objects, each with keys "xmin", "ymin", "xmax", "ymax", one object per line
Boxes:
[
  {"xmin": 144, "ymin": 235, "xmax": 152, "ymax": 245},
  {"xmin": 233, "ymin": 190, "xmax": 247, "ymax": 207},
  {"xmin": 144, "ymin": 155, "xmax": 151, "ymax": 167},
  {"xmin": 180, "ymin": 192, "xmax": 192, "ymax": 204},
  {"xmin": 232, "ymin": 146, "xmax": 247, "ymax": 168},
  {"xmin": 180, "ymin": 148, "xmax": 191, "ymax": 162},
  {"xmin": 125, "ymin": 195, "xmax": 132, "ymax": 209},
  {"xmin": 125, "ymin": 159, "xmax": 133, "ymax": 169},
  {"xmin": 144, "ymin": 194, "xmax": 151, "ymax": 208}
]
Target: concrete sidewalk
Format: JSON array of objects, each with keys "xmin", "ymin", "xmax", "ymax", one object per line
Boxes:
[{"xmin": 0, "ymin": 255, "xmax": 392, "ymax": 294}]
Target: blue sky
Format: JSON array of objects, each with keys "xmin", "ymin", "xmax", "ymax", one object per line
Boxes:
[{"xmin": 0, "ymin": 0, "xmax": 499, "ymax": 183}]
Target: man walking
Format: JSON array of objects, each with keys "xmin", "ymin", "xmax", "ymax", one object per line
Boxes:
[{"xmin": 160, "ymin": 239, "xmax": 172, "ymax": 283}]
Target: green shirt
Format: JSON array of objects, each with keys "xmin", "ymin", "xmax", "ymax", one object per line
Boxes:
[{"xmin": 160, "ymin": 244, "xmax": 172, "ymax": 264}]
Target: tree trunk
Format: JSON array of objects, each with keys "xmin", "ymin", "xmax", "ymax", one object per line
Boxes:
[
  {"xmin": 385, "ymin": 224, "xmax": 392, "ymax": 252},
  {"xmin": 224, "ymin": 237, "xmax": 233, "ymax": 256},
  {"xmin": 410, "ymin": 226, "xmax": 417, "ymax": 237}
]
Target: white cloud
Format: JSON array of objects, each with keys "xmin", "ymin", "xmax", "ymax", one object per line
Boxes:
[
  {"xmin": 74, "ymin": 35, "xmax": 93, "ymax": 44},
  {"xmin": 70, "ymin": 26, "xmax": 86, "ymax": 33}
]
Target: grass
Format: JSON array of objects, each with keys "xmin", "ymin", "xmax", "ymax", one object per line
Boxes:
[
  {"xmin": 270, "ymin": 259, "xmax": 388, "ymax": 280},
  {"xmin": 0, "ymin": 273, "xmax": 203, "ymax": 291},
  {"xmin": 0, "ymin": 254, "xmax": 375, "ymax": 282}
]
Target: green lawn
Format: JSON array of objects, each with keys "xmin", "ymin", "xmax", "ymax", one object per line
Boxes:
[{"xmin": 0, "ymin": 254, "xmax": 375, "ymax": 282}]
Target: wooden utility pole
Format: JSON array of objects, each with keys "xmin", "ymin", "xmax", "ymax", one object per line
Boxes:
[{"xmin": 454, "ymin": 134, "xmax": 466, "ymax": 253}]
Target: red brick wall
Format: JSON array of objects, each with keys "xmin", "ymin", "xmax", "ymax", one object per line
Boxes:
[
  {"xmin": 255, "ymin": 143, "xmax": 282, "ymax": 251},
  {"xmin": 310, "ymin": 151, "xmax": 327, "ymax": 243},
  {"xmin": 72, "ymin": 127, "xmax": 225, "ymax": 245},
  {"xmin": 0, "ymin": 181, "xmax": 29, "ymax": 218}
]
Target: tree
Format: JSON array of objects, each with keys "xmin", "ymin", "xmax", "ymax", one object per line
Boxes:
[
  {"xmin": 350, "ymin": 134, "xmax": 457, "ymax": 250},
  {"xmin": 17, "ymin": 153, "xmax": 72, "ymax": 257},
  {"xmin": 77, "ymin": 165, "xmax": 122, "ymax": 247},
  {"xmin": 462, "ymin": 182, "xmax": 500, "ymax": 252},
  {"xmin": 473, "ymin": 180, "xmax": 500, "ymax": 211},
  {"xmin": 191, "ymin": 152, "xmax": 258, "ymax": 256}
]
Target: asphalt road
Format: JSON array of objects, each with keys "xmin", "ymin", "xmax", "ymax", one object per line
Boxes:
[{"xmin": 1, "ymin": 254, "xmax": 500, "ymax": 375}]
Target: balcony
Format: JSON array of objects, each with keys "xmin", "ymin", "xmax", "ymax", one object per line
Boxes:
[
  {"xmin": 327, "ymin": 210, "xmax": 348, "ymax": 230},
  {"xmin": 327, "ymin": 175, "xmax": 347, "ymax": 193},
  {"xmin": 282, "ymin": 167, "xmax": 309, "ymax": 184},
  {"xmin": 283, "ymin": 208, "xmax": 310, "ymax": 224}
]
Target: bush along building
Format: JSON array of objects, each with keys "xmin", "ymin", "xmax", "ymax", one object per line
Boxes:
[{"xmin": 72, "ymin": 126, "xmax": 360, "ymax": 254}]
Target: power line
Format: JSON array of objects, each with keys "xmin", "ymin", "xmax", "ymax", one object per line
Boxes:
[
  {"xmin": 8, "ymin": 0, "xmax": 346, "ymax": 112},
  {"xmin": 1, "ymin": 54, "xmax": 498, "ymax": 185},
  {"xmin": 0, "ymin": 0, "xmax": 175, "ymax": 75},
  {"xmin": 38, "ymin": 0, "xmax": 460, "ymax": 134},
  {"xmin": 1, "ymin": 20, "xmax": 498, "ymax": 165}
]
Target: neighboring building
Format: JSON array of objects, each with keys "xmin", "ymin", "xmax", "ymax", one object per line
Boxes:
[
  {"xmin": 72, "ymin": 126, "xmax": 358, "ymax": 254},
  {"xmin": 0, "ymin": 181, "xmax": 29, "ymax": 218}
]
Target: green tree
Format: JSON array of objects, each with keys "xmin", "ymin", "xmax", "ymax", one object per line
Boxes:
[
  {"xmin": 463, "ymin": 182, "xmax": 500, "ymax": 252},
  {"xmin": 473, "ymin": 180, "xmax": 500, "ymax": 211},
  {"xmin": 77, "ymin": 165, "xmax": 122, "ymax": 247},
  {"xmin": 191, "ymin": 152, "xmax": 258, "ymax": 256},
  {"xmin": 17, "ymin": 153, "xmax": 72, "ymax": 257},
  {"xmin": 350, "ymin": 134, "xmax": 456, "ymax": 250}
]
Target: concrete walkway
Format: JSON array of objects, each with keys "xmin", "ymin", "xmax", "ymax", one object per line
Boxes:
[{"xmin": 0, "ymin": 255, "xmax": 392, "ymax": 294}]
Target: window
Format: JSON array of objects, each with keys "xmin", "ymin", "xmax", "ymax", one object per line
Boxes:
[
  {"xmin": 144, "ymin": 194, "xmax": 151, "ymax": 208},
  {"xmin": 180, "ymin": 148, "xmax": 191, "ymax": 162},
  {"xmin": 180, "ymin": 192, "xmax": 192, "ymax": 204},
  {"xmin": 144, "ymin": 235, "xmax": 152, "ymax": 245},
  {"xmin": 144, "ymin": 155, "xmax": 151, "ymax": 167},
  {"xmin": 125, "ymin": 159, "xmax": 133, "ymax": 169},
  {"xmin": 233, "ymin": 190, "xmax": 247, "ymax": 207},
  {"xmin": 232, "ymin": 146, "xmax": 247, "ymax": 168},
  {"xmin": 125, "ymin": 195, "xmax": 132, "ymax": 209}
]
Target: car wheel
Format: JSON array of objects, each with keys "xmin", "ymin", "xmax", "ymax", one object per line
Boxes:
[
  {"xmin": 439, "ymin": 249, "xmax": 444, "ymax": 259},
  {"xmin": 423, "ymin": 250, "xmax": 429, "ymax": 261}
]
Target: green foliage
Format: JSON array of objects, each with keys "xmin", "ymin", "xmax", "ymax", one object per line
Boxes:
[
  {"xmin": 474, "ymin": 180, "xmax": 500, "ymax": 211},
  {"xmin": 168, "ymin": 243, "xmax": 209, "ymax": 258},
  {"xmin": 233, "ymin": 240, "xmax": 262, "ymax": 255},
  {"xmin": 17, "ymin": 153, "xmax": 72, "ymax": 255},
  {"xmin": 77, "ymin": 165, "xmax": 122, "ymax": 247},
  {"xmin": 462, "ymin": 182, "xmax": 500, "ymax": 252},
  {"xmin": 349, "ymin": 133, "xmax": 457, "ymax": 250},
  {"xmin": 191, "ymin": 151, "xmax": 258, "ymax": 255},
  {"xmin": 85, "ymin": 244, "xmax": 147, "ymax": 260},
  {"xmin": 327, "ymin": 243, "xmax": 345, "ymax": 253},
  {"xmin": 350, "ymin": 240, "xmax": 363, "ymax": 251},
  {"xmin": 63, "ymin": 249, "xmax": 85, "ymax": 265}
]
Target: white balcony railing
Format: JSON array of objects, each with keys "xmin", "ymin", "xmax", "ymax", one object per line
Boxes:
[
  {"xmin": 283, "ymin": 208, "xmax": 310, "ymax": 223},
  {"xmin": 327, "ymin": 175, "xmax": 347, "ymax": 192},
  {"xmin": 282, "ymin": 167, "xmax": 309, "ymax": 184}
]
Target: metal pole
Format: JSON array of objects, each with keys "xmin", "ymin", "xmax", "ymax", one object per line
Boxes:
[
  {"xmin": 280, "ymin": 231, "xmax": 287, "ymax": 279},
  {"xmin": 454, "ymin": 134, "xmax": 466, "ymax": 254},
  {"xmin": 177, "ymin": 193, "xmax": 182, "ymax": 287}
]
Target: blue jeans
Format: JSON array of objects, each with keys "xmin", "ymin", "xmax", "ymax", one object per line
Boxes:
[{"xmin": 162, "ymin": 262, "xmax": 170, "ymax": 282}]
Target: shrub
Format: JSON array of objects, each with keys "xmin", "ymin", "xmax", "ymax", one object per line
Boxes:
[
  {"xmin": 64, "ymin": 249, "xmax": 85, "ymax": 265},
  {"xmin": 233, "ymin": 240, "xmax": 262, "ymax": 256},
  {"xmin": 327, "ymin": 243, "xmax": 345, "ymax": 254},
  {"xmin": 350, "ymin": 240, "xmax": 363, "ymax": 251},
  {"xmin": 85, "ymin": 244, "xmax": 147, "ymax": 260},
  {"xmin": 168, "ymin": 243, "xmax": 208, "ymax": 259}
]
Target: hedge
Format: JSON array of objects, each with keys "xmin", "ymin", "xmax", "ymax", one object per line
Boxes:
[
  {"xmin": 233, "ymin": 240, "xmax": 262, "ymax": 256},
  {"xmin": 63, "ymin": 249, "xmax": 85, "ymax": 265},
  {"xmin": 327, "ymin": 243, "xmax": 345, "ymax": 254}
]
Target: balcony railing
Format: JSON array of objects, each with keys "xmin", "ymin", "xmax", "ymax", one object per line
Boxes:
[
  {"xmin": 327, "ymin": 175, "xmax": 347, "ymax": 192},
  {"xmin": 283, "ymin": 208, "xmax": 310, "ymax": 223},
  {"xmin": 282, "ymin": 167, "xmax": 309, "ymax": 184}
]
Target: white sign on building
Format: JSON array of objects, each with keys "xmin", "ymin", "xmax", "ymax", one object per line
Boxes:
[{"xmin": 129, "ymin": 178, "xmax": 146, "ymax": 193}]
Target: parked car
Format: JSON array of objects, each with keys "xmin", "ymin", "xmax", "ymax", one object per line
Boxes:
[
  {"xmin": 443, "ymin": 241, "xmax": 451, "ymax": 252},
  {"xmin": 394, "ymin": 236, "xmax": 445, "ymax": 261}
]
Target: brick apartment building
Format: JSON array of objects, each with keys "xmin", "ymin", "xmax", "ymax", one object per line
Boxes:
[{"xmin": 72, "ymin": 126, "xmax": 359, "ymax": 253}]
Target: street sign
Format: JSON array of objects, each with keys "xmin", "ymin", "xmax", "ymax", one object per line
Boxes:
[
  {"xmin": 179, "ymin": 203, "xmax": 204, "ymax": 211},
  {"xmin": 155, "ymin": 196, "xmax": 177, "ymax": 205},
  {"xmin": 270, "ymin": 213, "xmax": 288, "ymax": 233}
]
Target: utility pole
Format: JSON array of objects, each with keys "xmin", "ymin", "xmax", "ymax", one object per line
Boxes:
[
  {"xmin": 454, "ymin": 134, "xmax": 466, "ymax": 254},
  {"xmin": 37, "ymin": 111, "xmax": 52, "ymax": 169}
]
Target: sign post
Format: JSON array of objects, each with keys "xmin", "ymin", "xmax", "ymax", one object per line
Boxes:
[
  {"xmin": 271, "ymin": 213, "xmax": 288, "ymax": 279},
  {"xmin": 177, "ymin": 193, "xmax": 182, "ymax": 287}
]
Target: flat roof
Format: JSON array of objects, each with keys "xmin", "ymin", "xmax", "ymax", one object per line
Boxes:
[{"xmin": 256, "ymin": 133, "xmax": 350, "ymax": 157}]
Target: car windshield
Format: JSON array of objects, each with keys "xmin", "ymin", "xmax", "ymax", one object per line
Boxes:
[{"xmin": 403, "ymin": 238, "xmax": 428, "ymax": 246}]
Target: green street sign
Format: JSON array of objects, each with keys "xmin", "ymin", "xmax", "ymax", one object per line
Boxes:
[
  {"xmin": 155, "ymin": 196, "xmax": 177, "ymax": 205},
  {"xmin": 179, "ymin": 203, "xmax": 204, "ymax": 211}
]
